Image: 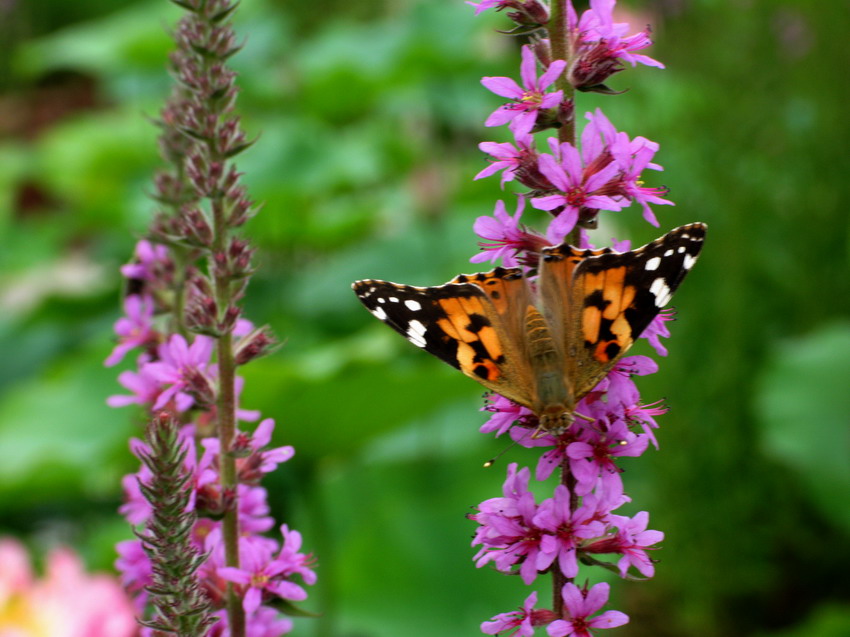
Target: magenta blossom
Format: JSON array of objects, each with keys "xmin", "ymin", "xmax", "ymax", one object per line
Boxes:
[
  {"xmin": 546, "ymin": 582, "xmax": 629, "ymax": 637},
  {"xmin": 105, "ymin": 294, "xmax": 158, "ymax": 367},
  {"xmin": 584, "ymin": 108, "xmax": 672, "ymax": 226},
  {"xmin": 531, "ymin": 141, "xmax": 624, "ymax": 243},
  {"xmin": 611, "ymin": 511, "xmax": 663, "ymax": 577},
  {"xmin": 143, "ymin": 333, "xmax": 215, "ymax": 410},
  {"xmin": 476, "ymin": 132, "xmax": 536, "ymax": 187},
  {"xmin": 640, "ymin": 308, "xmax": 674, "ymax": 356},
  {"xmin": 480, "ymin": 393, "xmax": 537, "ymax": 436},
  {"xmin": 566, "ymin": 417, "xmax": 649, "ymax": 502},
  {"xmin": 471, "ymin": 198, "xmax": 548, "ymax": 267},
  {"xmin": 532, "ymin": 485, "xmax": 607, "ymax": 579},
  {"xmin": 481, "ymin": 45, "xmax": 567, "ymax": 137},
  {"xmin": 584, "ymin": 510, "xmax": 663, "ymax": 578},
  {"xmin": 121, "ymin": 239, "xmax": 171, "ymax": 283},
  {"xmin": 565, "ymin": 0, "xmax": 663, "ymax": 89},
  {"xmin": 624, "ymin": 399, "xmax": 667, "ymax": 449},
  {"xmin": 482, "ymin": 591, "xmax": 555, "ymax": 637},
  {"xmin": 217, "ymin": 531, "xmax": 310, "ymax": 614},
  {"xmin": 471, "ymin": 464, "xmax": 547, "ymax": 584},
  {"xmin": 582, "ymin": 0, "xmax": 664, "ymax": 69}
]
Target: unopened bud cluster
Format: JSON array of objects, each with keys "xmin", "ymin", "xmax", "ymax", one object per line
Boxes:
[{"xmin": 108, "ymin": 1, "xmax": 314, "ymax": 635}]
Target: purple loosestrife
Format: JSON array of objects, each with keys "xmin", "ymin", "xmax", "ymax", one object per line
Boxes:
[
  {"xmin": 107, "ymin": 1, "xmax": 315, "ymax": 635},
  {"xmin": 468, "ymin": 0, "xmax": 679, "ymax": 633}
]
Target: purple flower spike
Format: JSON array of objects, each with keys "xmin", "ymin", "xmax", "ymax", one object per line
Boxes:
[
  {"xmin": 546, "ymin": 582, "xmax": 629, "ymax": 637},
  {"xmin": 481, "ymin": 46, "xmax": 567, "ymax": 137}
]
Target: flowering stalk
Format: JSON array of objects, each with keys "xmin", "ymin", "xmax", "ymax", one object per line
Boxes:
[
  {"xmin": 468, "ymin": 0, "xmax": 672, "ymax": 634},
  {"xmin": 108, "ymin": 1, "xmax": 316, "ymax": 635}
]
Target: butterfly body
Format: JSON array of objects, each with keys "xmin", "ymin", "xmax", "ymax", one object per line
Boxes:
[{"xmin": 352, "ymin": 223, "xmax": 706, "ymax": 434}]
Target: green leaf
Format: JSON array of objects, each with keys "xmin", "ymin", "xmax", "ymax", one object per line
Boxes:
[{"xmin": 755, "ymin": 323, "xmax": 850, "ymax": 533}]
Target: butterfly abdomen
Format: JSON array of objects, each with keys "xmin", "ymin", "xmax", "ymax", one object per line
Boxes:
[{"xmin": 524, "ymin": 305, "xmax": 574, "ymax": 424}]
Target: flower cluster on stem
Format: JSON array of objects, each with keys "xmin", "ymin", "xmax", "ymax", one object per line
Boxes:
[
  {"xmin": 468, "ymin": 1, "xmax": 673, "ymax": 634},
  {"xmin": 108, "ymin": 1, "xmax": 314, "ymax": 635}
]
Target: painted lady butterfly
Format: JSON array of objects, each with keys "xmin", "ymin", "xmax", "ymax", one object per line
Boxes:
[{"xmin": 352, "ymin": 223, "xmax": 706, "ymax": 434}]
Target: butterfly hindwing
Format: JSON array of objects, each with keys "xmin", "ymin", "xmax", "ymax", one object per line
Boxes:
[{"xmin": 352, "ymin": 269, "xmax": 537, "ymax": 409}]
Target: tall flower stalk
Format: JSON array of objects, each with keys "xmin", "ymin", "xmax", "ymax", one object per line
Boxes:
[
  {"xmin": 468, "ymin": 0, "xmax": 672, "ymax": 634},
  {"xmin": 108, "ymin": 1, "xmax": 315, "ymax": 635}
]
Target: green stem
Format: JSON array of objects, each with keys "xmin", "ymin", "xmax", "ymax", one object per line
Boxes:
[
  {"xmin": 548, "ymin": 0, "xmax": 576, "ymax": 146},
  {"xmin": 553, "ymin": 461, "xmax": 578, "ymax": 616},
  {"xmin": 211, "ymin": 189, "xmax": 244, "ymax": 635}
]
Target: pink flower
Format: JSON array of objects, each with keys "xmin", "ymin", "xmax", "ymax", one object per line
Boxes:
[
  {"xmin": 584, "ymin": 0, "xmax": 664, "ymax": 69},
  {"xmin": 217, "ymin": 524, "xmax": 315, "ymax": 615},
  {"xmin": 640, "ymin": 308, "xmax": 674, "ymax": 356},
  {"xmin": 480, "ymin": 394, "xmax": 537, "ymax": 436},
  {"xmin": 585, "ymin": 511, "xmax": 663, "ymax": 578},
  {"xmin": 565, "ymin": 0, "xmax": 663, "ymax": 89},
  {"xmin": 476, "ymin": 132, "xmax": 537, "ymax": 187},
  {"xmin": 0, "ymin": 538, "xmax": 136, "ymax": 637},
  {"xmin": 471, "ymin": 464, "xmax": 547, "ymax": 584},
  {"xmin": 532, "ymin": 485, "xmax": 606, "ymax": 579},
  {"xmin": 601, "ymin": 355, "xmax": 658, "ymax": 410},
  {"xmin": 105, "ymin": 294, "xmax": 158, "ymax": 366},
  {"xmin": 107, "ymin": 364, "xmax": 179, "ymax": 409},
  {"xmin": 143, "ymin": 333, "xmax": 215, "ymax": 410},
  {"xmin": 585, "ymin": 108, "xmax": 673, "ymax": 225},
  {"xmin": 546, "ymin": 582, "xmax": 629, "ymax": 637},
  {"xmin": 482, "ymin": 46, "xmax": 567, "ymax": 137},
  {"xmin": 624, "ymin": 399, "xmax": 667, "ymax": 449},
  {"xmin": 566, "ymin": 417, "xmax": 649, "ymax": 501},
  {"xmin": 482, "ymin": 591, "xmax": 551, "ymax": 637},
  {"xmin": 471, "ymin": 198, "xmax": 548, "ymax": 267},
  {"xmin": 218, "ymin": 537, "xmax": 305, "ymax": 614},
  {"xmin": 531, "ymin": 140, "xmax": 623, "ymax": 243},
  {"xmin": 120, "ymin": 239, "xmax": 172, "ymax": 288},
  {"xmin": 238, "ymin": 485, "xmax": 275, "ymax": 534},
  {"xmin": 114, "ymin": 539, "xmax": 152, "ymax": 612},
  {"xmin": 201, "ymin": 418, "xmax": 294, "ymax": 484}
]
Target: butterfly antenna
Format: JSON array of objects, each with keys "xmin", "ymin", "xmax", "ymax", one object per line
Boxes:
[{"xmin": 483, "ymin": 428, "xmax": 534, "ymax": 468}]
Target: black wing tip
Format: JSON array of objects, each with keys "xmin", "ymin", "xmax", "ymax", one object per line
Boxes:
[{"xmin": 671, "ymin": 221, "xmax": 707, "ymax": 240}]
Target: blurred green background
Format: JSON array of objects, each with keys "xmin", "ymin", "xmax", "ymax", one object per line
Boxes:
[{"xmin": 1, "ymin": 0, "xmax": 848, "ymax": 635}]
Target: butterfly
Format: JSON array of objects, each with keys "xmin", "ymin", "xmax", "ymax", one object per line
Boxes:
[{"xmin": 352, "ymin": 223, "xmax": 706, "ymax": 434}]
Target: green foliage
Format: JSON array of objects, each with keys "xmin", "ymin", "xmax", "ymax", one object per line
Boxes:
[
  {"xmin": 756, "ymin": 323, "xmax": 850, "ymax": 534},
  {"xmin": 0, "ymin": 0, "xmax": 848, "ymax": 636}
]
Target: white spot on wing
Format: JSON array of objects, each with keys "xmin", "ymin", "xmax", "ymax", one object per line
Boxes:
[
  {"xmin": 683, "ymin": 254, "xmax": 697, "ymax": 270},
  {"xmin": 389, "ymin": 297, "xmax": 400, "ymax": 303},
  {"xmin": 650, "ymin": 277, "xmax": 672, "ymax": 307},
  {"xmin": 645, "ymin": 256, "xmax": 661, "ymax": 271},
  {"xmin": 664, "ymin": 249, "xmax": 674, "ymax": 257},
  {"xmin": 371, "ymin": 306, "xmax": 388, "ymax": 321},
  {"xmin": 404, "ymin": 299, "xmax": 422, "ymax": 311},
  {"xmin": 378, "ymin": 297, "xmax": 386, "ymax": 303},
  {"xmin": 677, "ymin": 246, "xmax": 686, "ymax": 253},
  {"xmin": 407, "ymin": 319, "xmax": 427, "ymax": 348}
]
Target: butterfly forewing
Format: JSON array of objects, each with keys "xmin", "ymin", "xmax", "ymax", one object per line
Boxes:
[
  {"xmin": 352, "ymin": 269, "xmax": 538, "ymax": 409},
  {"xmin": 567, "ymin": 222, "xmax": 707, "ymax": 398}
]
